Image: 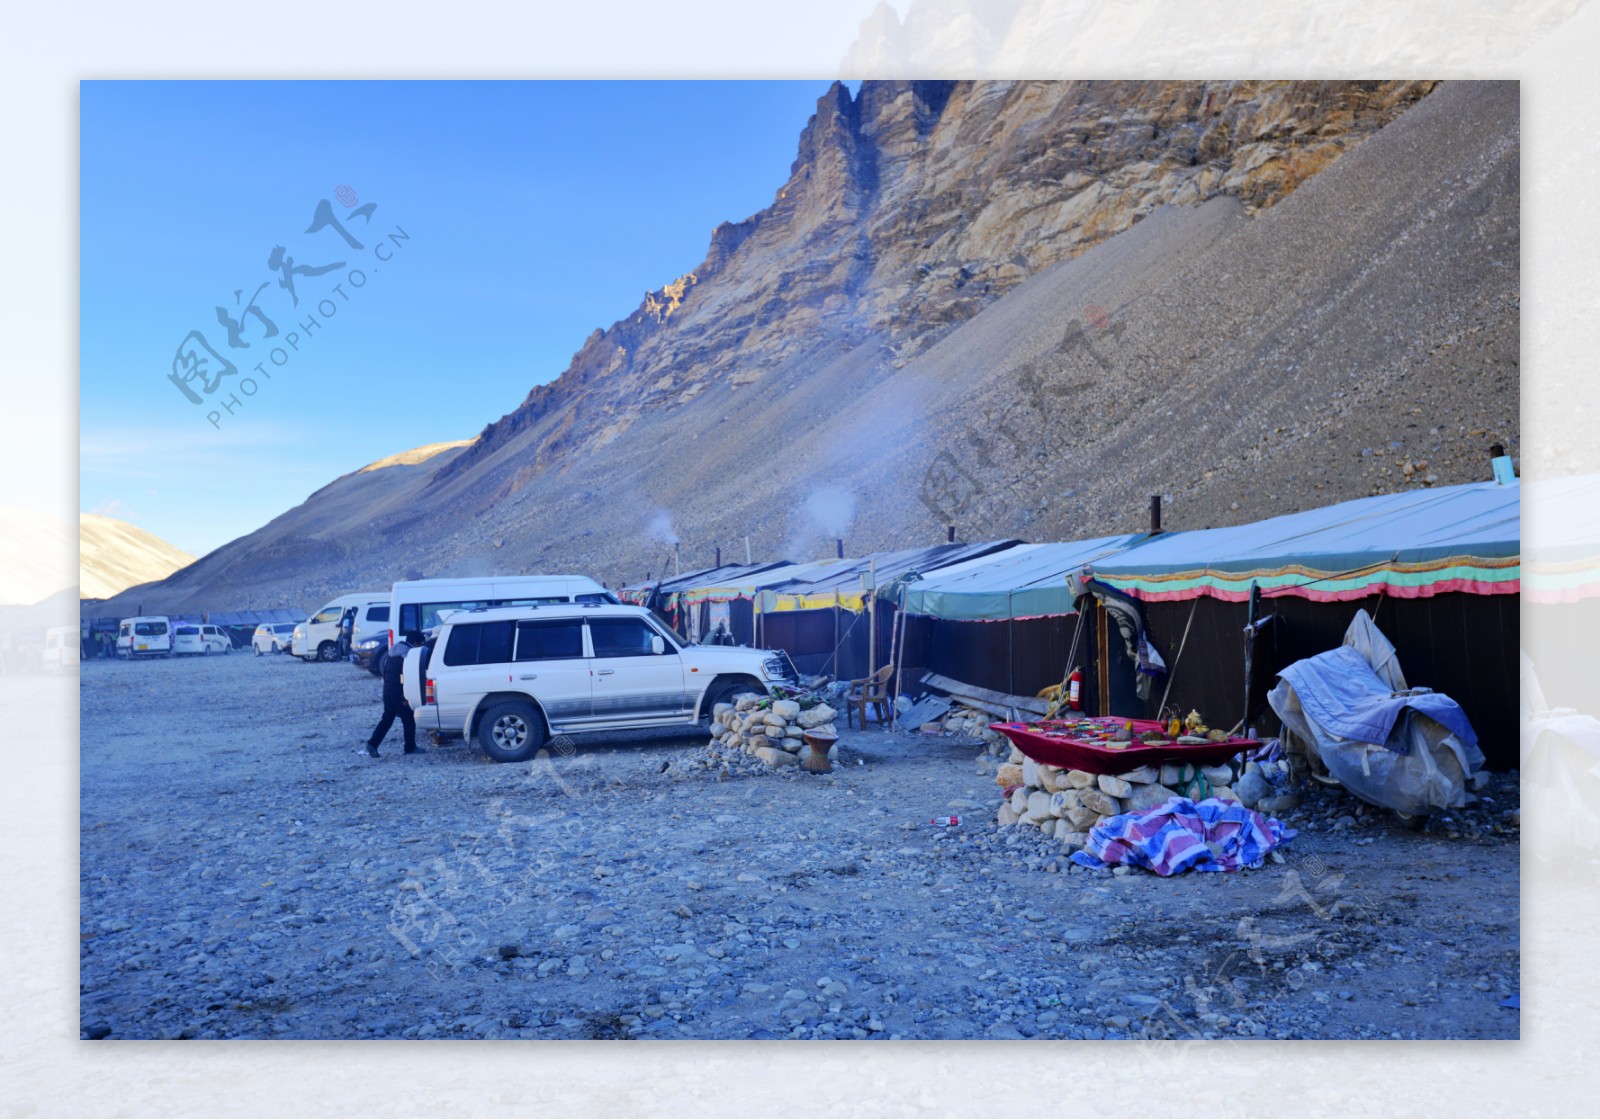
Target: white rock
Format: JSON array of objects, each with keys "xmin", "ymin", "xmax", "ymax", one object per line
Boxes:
[
  {"xmin": 1209, "ymin": 784, "xmax": 1241, "ymax": 804},
  {"xmin": 1058, "ymin": 830, "xmax": 1090, "ymax": 850},
  {"xmin": 797, "ymin": 704, "xmax": 836, "ymax": 729},
  {"xmin": 780, "ymin": 737, "xmax": 804, "ymax": 752},
  {"xmin": 1201, "ymin": 764, "xmax": 1235, "ymax": 786},
  {"xmin": 1048, "ymin": 791, "xmax": 1072, "ymax": 818},
  {"xmin": 1079, "ymin": 788, "xmax": 1122, "ymax": 817},
  {"xmin": 736, "ymin": 697, "xmax": 761, "ymax": 712},
  {"xmin": 1128, "ymin": 783, "xmax": 1180, "ymax": 811},
  {"xmin": 1025, "ymin": 792, "xmax": 1055, "ymax": 825},
  {"xmin": 713, "ymin": 703, "xmax": 733, "ymax": 718},
  {"xmin": 997, "ymin": 804, "xmax": 1020, "ymax": 827},
  {"xmin": 1117, "ymin": 765, "xmax": 1159, "ymax": 784},
  {"xmin": 1233, "ymin": 769, "xmax": 1273, "ymax": 808},
  {"xmin": 755, "ymin": 746, "xmax": 799, "ymax": 767},
  {"xmin": 1009, "ymin": 787, "xmax": 1029, "ymax": 814},
  {"xmin": 748, "ymin": 734, "xmax": 772, "ymax": 751},
  {"xmin": 1022, "ymin": 756, "xmax": 1041, "ymax": 790},
  {"xmin": 1008, "ymin": 746, "xmax": 1025, "ymax": 764},
  {"xmin": 1097, "ymin": 774, "xmax": 1133, "ymax": 798},
  {"xmin": 771, "ymin": 699, "xmax": 801, "ymax": 720},
  {"xmin": 1066, "ymin": 769, "xmax": 1097, "ymax": 789}
]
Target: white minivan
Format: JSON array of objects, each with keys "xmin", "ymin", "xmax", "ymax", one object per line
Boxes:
[
  {"xmin": 173, "ymin": 623, "xmax": 232, "ymax": 655},
  {"xmin": 388, "ymin": 576, "xmax": 618, "ymax": 647},
  {"xmin": 117, "ymin": 616, "xmax": 173, "ymax": 658},
  {"xmin": 292, "ymin": 592, "xmax": 390, "ymax": 663}
]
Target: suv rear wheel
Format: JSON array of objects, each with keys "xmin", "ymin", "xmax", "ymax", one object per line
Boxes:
[{"xmin": 476, "ymin": 699, "xmax": 547, "ymax": 763}]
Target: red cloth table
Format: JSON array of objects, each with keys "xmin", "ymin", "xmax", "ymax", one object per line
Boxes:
[{"xmin": 990, "ymin": 716, "xmax": 1260, "ymax": 776}]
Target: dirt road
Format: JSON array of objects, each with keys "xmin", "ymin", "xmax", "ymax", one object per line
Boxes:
[{"xmin": 78, "ymin": 652, "xmax": 1519, "ymax": 1040}]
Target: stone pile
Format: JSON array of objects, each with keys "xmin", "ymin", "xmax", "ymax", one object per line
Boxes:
[
  {"xmin": 995, "ymin": 748, "xmax": 1299, "ymax": 851},
  {"xmin": 707, "ymin": 693, "xmax": 841, "ymax": 769},
  {"xmin": 934, "ymin": 705, "xmax": 1011, "ymax": 758}
]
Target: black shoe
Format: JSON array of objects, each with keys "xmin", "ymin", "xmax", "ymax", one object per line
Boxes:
[
  {"xmin": 365, "ymin": 743, "xmax": 380, "ymax": 759},
  {"xmin": 403, "ymin": 744, "xmax": 425, "ymax": 754}
]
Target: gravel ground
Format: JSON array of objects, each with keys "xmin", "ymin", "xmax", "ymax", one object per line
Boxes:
[{"xmin": 79, "ymin": 652, "xmax": 1519, "ymax": 1041}]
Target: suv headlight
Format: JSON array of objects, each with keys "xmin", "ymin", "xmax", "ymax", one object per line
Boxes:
[
  {"xmin": 762, "ymin": 656, "xmax": 787, "ymax": 680},
  {"xmin": 358, "ymin": 639, "xmax": 379, "ymax": 650}
]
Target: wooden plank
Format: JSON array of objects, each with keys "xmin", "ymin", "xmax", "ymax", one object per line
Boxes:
[{"xmin": 918, "ymin": 671, "xmax": 1050, "ymax": 718}]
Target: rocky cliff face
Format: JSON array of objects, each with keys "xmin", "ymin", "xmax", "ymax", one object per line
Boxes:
[
  {"xmin": 103, "ymin": 79, "xmax": 1519, "ymax": 614},
  {"xmin": 443, "ymin": 80, "xmax": 1434, "ymax": 484}
]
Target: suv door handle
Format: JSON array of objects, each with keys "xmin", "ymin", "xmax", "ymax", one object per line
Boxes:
[
  {"xmin": 518, "ymin": 673, "xmax": 537, "ymax": 680},
  {"xmin": 596, "ymin": 669, "xmax": 615, "ymax": 675}
]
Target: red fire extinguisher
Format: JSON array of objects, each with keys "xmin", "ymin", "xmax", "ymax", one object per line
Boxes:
[{"xmin": 1067, "ymin": 667, "xmax": 1083, "ymax": 711}]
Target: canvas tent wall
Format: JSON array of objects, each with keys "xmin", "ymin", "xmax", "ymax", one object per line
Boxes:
[
  {"xmin": 1088, "ymin": 480, "xmax": 1520, "ymax": 767},
  {"xmin": 895, "ymin": 536, "xmax": 1145, "ymax": 703}
]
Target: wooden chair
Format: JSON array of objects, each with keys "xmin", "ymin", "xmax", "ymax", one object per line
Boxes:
[{"xmin": 847, "ymin": 665, "xmax": 895, "ymax": 728}]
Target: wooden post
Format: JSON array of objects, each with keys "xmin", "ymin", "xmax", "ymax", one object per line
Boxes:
[
  {"xmin": 836, "ymin": 538, "xmax": 844, "ymax": 559},
  {"xmin": 947, "ymin": 525, "xmax": 956, "ymax": 543},
  {"xmin": 866, "ymin": 558, "xmax": 877, "ymax": 680},
  {"xmin": 745, "ymin": 536, "xmax": 751, "ymax": 564},
  {"xmin": 715, "ymin": 546, "xmax": 721, "ymax": 568},
  {"xmin": 674, "ymin": 542, "xmax": 681, "ymax": 577},
  {"xmin": 1149, "ymin": 495, "xmax": 1162, "ymax": 534}
]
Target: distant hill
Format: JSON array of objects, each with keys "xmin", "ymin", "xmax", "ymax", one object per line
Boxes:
[
  {"xmin": 79, "ymin": 514, "xmax": 195, "ymax": 601},
  {"xmin": 98, "ymin": 80, "xmax": 1517, "ymax": 615}
]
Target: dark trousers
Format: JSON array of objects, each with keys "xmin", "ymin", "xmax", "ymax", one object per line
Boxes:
[{"xmin": 369, "ymin": 697, "xmax": 417, "ymax": 751}]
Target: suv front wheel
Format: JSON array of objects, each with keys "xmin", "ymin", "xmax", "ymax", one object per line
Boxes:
[{"xmin": 476, "ymin": 699, "xmax": 547, "ymax": 763}]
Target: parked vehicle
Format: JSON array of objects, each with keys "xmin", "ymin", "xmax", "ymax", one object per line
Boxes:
[
  {"xmin": 348, "ymin": 600, "xmax": 392, "ymax": 670},
  {"xmin": 292, "ymin": 593, "xmax": 389, "ymax": 663},
  {"xmin": 389, "ymin": 576, "xmax": 618, "ymax": 650},
  {"xmin": 172, "ymin": 623, "xmax": 232, "ymax": 655},
  {"xmin": 252, "ymin": 622, "xmax": 297, "ymax": 655},
  {"xmin": 402, "ymin": 602, "xmax": 792, "ymax": 763},
  {"xmin": 352, "ymin": 631, "xmax": 389, "ymax": 675},
  {"xmin": 116, "ymin": 616, "xmax": 173, "ymax": 659},
  {"xmin": 42, "ymin": 626, "xmax": 79, "ymax": 670}
]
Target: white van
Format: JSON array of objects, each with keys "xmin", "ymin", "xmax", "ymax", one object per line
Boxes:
[
  {"xmin": 117, "ymin": 616, "xmax": 172, "ymax": 658},
  {"xmin": 292, "ymin": 592, "xmax": 390, "ymax": 662},
  {"xmin": 389, "ymin": 576, "xmax": 618, "ymax": 647},
  {"xmin": 43, "ymin": 626, "xmax": 79, "ymax": 670},
  {"xmin": 173, "ymin": 623, "xmax": 232, "ymax": 655}
]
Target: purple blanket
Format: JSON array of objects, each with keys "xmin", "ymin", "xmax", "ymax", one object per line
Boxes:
[{"xmin": 1070, "ymin": 796, "xmax": 1296, "ymax": 875}]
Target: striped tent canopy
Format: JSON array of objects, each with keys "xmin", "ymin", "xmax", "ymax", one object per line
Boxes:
[
  {"xmin": 1090, "ymin": 480, "xmax": 1519, "ymax": 603},
  {"xmin": 760, "ymin": 541, "xmax": 1022, "ymax": 613},
  {"xmin": 898, "ymin": 536, "xmax": 1145, "ymax": 620}
]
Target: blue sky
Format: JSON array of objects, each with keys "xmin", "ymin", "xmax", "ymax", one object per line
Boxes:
[{"xmin": 80, "ymin": 80, "xmax": 836, "ymax": 556}]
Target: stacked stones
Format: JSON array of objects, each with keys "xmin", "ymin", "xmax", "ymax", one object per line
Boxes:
[
  {"xmin": 940, "ymin": 706, "xmax": 1011, "ymax": 757},
  {"xmin": 994, "ymin": 748, "xmax": 1299, "ymax": 850},
  {"xmin": 707, "ymin": 694, "xmax": 840, "ymax": 769}
]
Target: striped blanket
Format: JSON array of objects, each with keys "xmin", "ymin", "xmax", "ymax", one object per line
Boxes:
[{"xmin": 1069, "ymin": 796, "xmax": 1296, "ymax": 875}]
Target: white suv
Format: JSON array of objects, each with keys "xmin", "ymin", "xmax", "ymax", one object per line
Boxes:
[{"xmin": 404, "ymin": 603, "xmax": 793, "ymax": 762}]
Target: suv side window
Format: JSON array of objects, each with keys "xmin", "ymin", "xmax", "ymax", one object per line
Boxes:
[
  {"xmin": 588, "ymin": 618, "xmax": 667, "ymax": 658},
  {"xmin": 311, "ymin": 607, "xmax": 342, "ymax": 624},
  {"xmin": 442, "ymin": 620, "xmax": 515, "ymax": 666},
  {"xmin": 514, "ymin": 619, "xmax": 584, "ymax": 662}
]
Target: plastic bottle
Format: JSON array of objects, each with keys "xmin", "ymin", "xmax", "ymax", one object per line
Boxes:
[{"xmin": 930, "ymin": 816, "xmax": 961, "ymax": 827}]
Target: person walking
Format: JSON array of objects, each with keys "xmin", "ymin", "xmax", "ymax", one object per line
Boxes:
[{"xmin": 365, "ymin": 630, "xmax": 424, "ymax": 758}]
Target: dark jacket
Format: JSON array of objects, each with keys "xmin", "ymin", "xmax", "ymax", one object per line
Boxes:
[{"xmin": 382, "ymin": 640, "xmax": 410, "ymax": 704}]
